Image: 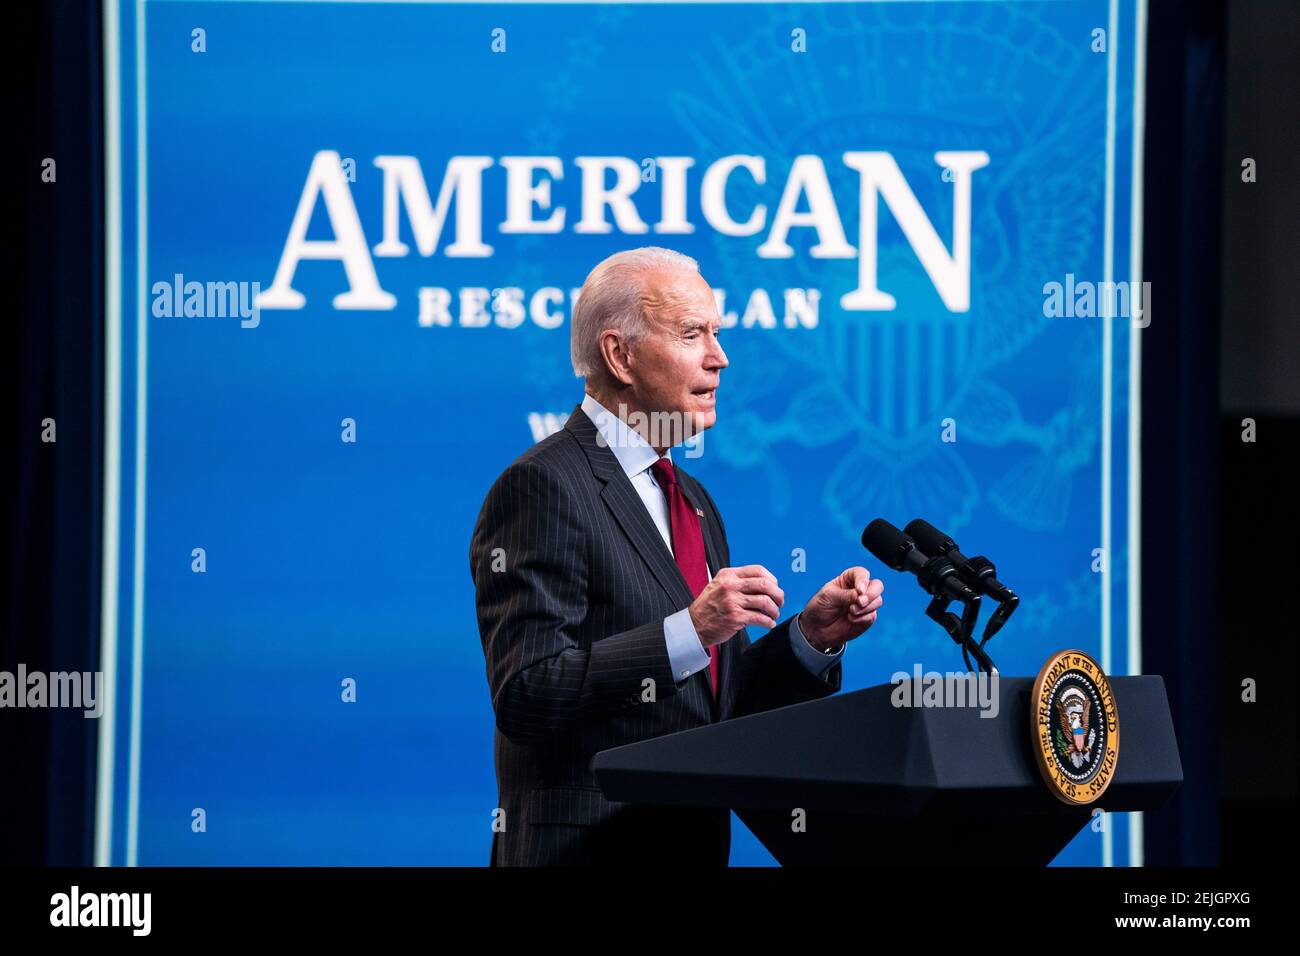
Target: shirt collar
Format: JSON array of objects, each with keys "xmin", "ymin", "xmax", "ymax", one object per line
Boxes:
[{"xmin": 580, "ymin": 393, "xmax": 670, "ymax": 479}]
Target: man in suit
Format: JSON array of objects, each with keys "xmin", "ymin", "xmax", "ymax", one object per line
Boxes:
[{"xmin": 470, "ymin": 246, "xmax": 885, "ymax": 866}]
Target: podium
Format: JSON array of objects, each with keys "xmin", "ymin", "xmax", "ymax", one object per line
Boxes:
[{"xmin": 592, "ymin": 676, "xmax": 1182, "ymax": 865}]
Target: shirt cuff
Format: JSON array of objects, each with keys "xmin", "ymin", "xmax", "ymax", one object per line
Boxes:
[
  {"xmin": 789, "ymin": 612, "xmax": 844, "ymax": 679},
  {"xmin": 664, "ymin": 607, "xmax": 712, "ymax": 681}
]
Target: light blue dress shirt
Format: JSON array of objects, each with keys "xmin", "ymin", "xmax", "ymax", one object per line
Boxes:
[{"xmin": 580, "ymin": 394, "xmax": 844, "ymax": 683}]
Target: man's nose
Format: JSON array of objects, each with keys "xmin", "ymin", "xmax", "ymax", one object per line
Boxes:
[{"xmin": 706, "ymin": 334, "xmax": 729, "ymax": 370}]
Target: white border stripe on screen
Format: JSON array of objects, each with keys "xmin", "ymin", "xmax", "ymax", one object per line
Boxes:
[
  {"xmin": 1101, "ymin": 0, "xmax": 1120, "ymax": 870},
  {"xmin": 95, "ymin": 0, "xmax": 122, "ymax": 870},
  {"xmin": 1128, "ymin": 0, "xmax": 1149, "ymax": 869},
  {"xmin": 125, "ymin": 0, "xmax": 150, "ymax": 869},
  {"xmin": 153, "ymin": 0, "xmax": 1012, "ymax": 5}
]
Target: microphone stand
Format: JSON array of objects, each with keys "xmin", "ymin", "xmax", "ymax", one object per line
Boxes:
[
  {"xmin": 955, "ymin": 553, "xmax": 1019, "ymax": 646},
  {"xmin": 924, "ymin": 593, "xmax": 998, "ymax": 675},
  {"xmin": 980, "ymin": 590, "xmax": 1020, "ymax": 644}
]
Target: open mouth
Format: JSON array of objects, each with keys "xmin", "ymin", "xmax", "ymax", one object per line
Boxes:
[{"xmin": 693, "ymin": 389, "xmax": 716, "ymax": 401}]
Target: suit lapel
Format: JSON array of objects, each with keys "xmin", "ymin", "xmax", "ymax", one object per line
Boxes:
[
  {"xmin": 564, "ymin": 406, "xmax": 695, "ymax": 609},
  {"xmin": 566, "ymin": 405, "xmax": 732, "ymax": 721}
]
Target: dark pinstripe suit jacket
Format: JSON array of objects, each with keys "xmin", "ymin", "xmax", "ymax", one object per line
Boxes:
[{"xmin": 470, "ymin": 403, "xmax": 842, "ymax": 866}]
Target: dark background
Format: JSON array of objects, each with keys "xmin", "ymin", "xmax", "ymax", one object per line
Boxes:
[{"xmin": 5, "ymin": 0, "xmax": 1296, "ymax": 867}]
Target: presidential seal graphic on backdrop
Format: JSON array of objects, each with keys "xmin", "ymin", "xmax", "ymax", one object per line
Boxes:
[
  {"xmin": 1031, "ymin": 649, "xmax": 1119, "ymax": 805},
  {"xmin": 670, "ymin": 3, "xmax": 1109, "ymax": 543}
]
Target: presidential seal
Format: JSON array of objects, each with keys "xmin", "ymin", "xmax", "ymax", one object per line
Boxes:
[{"xmin": 1031, "ymin": 650, "xmax": 1119, "ymax": 805}]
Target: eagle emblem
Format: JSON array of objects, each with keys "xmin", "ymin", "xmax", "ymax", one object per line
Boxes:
[{"xmin": 1054, "ymin": 687, "xmax": 1096, "ymax": 769}]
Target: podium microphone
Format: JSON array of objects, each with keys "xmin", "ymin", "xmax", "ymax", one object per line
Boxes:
[
  {"xmin": 861, "ymin": 519, "xmax": 977, "ymax": 605},
  {"xmin": 904, "ymin": 518, "xmax": 1020, "ymax": 641},
  {"xmin": 862, "ymin": 518, "xmax": 996, "ymax": 675},
  {"xmin": 903, "ymin": 519, "xmax": 1016, "ymax": 603}
]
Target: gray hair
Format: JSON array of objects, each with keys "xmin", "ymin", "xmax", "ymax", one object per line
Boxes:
[{"xmin": 570, "ymin": 246, "xmax": 700, "ymax": 380}]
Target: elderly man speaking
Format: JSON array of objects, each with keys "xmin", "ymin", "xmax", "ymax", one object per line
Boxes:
[{"xmin": 470, "ymin": 246, "xmax": 884, "ymax": 866}]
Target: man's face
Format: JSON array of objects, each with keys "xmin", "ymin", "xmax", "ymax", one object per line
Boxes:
[{"xmin": 624, "ymin": 269, "xmax": 729, "ymax": 437}]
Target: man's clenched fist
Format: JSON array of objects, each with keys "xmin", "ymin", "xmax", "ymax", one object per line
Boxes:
[
  {"xmin": 798, "ymin": 566, "xmax": 884, "ymax": 652},
  {"xmin": 687, "ymin": 565, "xmax": 785, "ymax": 647}
]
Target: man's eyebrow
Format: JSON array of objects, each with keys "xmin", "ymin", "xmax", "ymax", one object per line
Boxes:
[{"xmin": 679, "ymin": 316, "xmax": 720, "ymax": 332}]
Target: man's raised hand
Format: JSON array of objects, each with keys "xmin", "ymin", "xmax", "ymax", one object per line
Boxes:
[
  {"xmin": 798, "ymin": 566, "xmax": 884, "ymax": 652},
  {"xmin": 687, "ymin": 565, "xmax": 785, "ymax": 647}
]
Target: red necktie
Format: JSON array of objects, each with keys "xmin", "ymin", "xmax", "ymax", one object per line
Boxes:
[{"xmin": 650, "ymin": 456, "xmax": 717, "ymax": 698}]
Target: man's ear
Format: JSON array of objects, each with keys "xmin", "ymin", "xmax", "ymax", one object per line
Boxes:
[{"xmin": 598, "ymin": 329, "xmax": 635, "ymax": 387}]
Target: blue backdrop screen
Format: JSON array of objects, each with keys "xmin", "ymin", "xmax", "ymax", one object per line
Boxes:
[{"xmin": 101, "ymin": 0, "xmax": 1144, "ymax": 865}]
